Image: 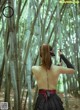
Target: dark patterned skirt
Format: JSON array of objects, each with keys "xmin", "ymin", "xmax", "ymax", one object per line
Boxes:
[{"xmin": 34, "ymin": 89, "xmax": 64, "ymax": 110}]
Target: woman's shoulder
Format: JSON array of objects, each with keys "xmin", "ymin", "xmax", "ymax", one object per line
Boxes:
[
  {"xmin": 51, "ymin": 64, "xmax": 61, "ymax": 72},
  {"xmin": 32, "ymin": 65, "xmax": 40, "ymax": 69},
  {"xmin": 51, "ymin": 64, "xmax": 59, "ymax": 69},
  {"xmin": 32, "ymin": 65, "xmax": 40, "ymax": 73}
]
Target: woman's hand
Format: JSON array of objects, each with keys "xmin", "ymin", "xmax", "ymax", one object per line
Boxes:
[{"xmin": 58, "ymin": 50, "xmax": 63, "ymax": 56}]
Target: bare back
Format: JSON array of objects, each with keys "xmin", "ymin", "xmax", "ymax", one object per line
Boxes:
[{"xmin": 32, "ymin": 65, "xmax": 74, "ymax": 90}]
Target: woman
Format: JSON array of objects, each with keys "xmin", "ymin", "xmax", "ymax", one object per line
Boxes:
[{"xmin": 32, "ymin": 44, "xmax": 75, "ymax": 110}]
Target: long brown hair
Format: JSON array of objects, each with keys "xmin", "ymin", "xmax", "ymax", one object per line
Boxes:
[{"xmin": 40, "ymin": 44, "xmax": 52, "ymax": 69}]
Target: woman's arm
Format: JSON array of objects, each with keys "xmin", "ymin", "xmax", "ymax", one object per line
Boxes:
[
  {"xmin": 58, "ymin": 66, "xmax": 75, "ymax": 74},
  {"xmin": 60, "ymin": 54, "xmax": 74, "ymax": 69},
  {"xmin": 32, "ymin": 66, "xmax": 39, "ymax": 79},
  {"xmin": 58, "ymin": 51, "xmax": 75, "ymax": 74}
]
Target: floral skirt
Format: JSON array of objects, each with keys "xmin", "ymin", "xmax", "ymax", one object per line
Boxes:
[{"xmin": 34, "ymin": 89, "xmax": 64, "ymax": 110}]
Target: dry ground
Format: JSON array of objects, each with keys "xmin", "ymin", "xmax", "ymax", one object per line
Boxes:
[{"xmin": 0, "ymin": 89, "xmax": 80, "ymax": 110}]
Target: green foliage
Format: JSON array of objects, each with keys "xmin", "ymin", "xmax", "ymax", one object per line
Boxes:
[{"xmin": 0, "ymin": 0, "xmax": 80, "ymax": 109}]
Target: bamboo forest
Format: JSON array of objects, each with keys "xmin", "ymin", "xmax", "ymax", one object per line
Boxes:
[{"xmin": 0, "ymin": 0, "xmax": 80, "ymax": 110}]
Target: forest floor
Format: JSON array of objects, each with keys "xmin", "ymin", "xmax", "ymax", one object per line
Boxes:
[
  {"xmin": 0, "ymin": 89, "xmax": 80, "ymax": 110},
  {"xmin": 59, "ymin": 92, "xmax": 80, "ymax": 110}
]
